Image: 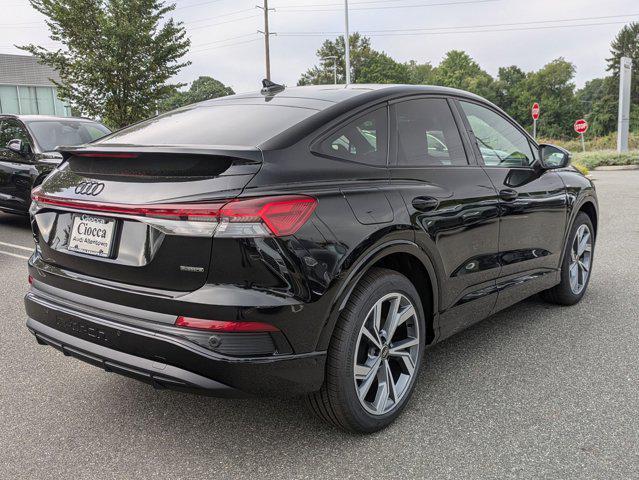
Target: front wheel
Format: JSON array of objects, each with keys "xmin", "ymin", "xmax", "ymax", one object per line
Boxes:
[
  {"xmin": 306, "ymin": 268, "xmax": 425, "ymax": 433},
  {"xmin": 542, "ymin": 212, "xmax": 595, "ymax": 305}
]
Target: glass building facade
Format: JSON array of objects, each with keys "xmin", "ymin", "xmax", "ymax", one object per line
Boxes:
[
  {"xmin": 0, "ymin": 84, "xmax": 71, "ymax": 116},
  {"xmin": 0, "ymin": 54, "xmax": 72, "ymax": 116}
]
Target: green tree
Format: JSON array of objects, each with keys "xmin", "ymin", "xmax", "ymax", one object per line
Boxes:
[
  {"xmin": 607, "ymin": 22, "xmax": 639, "ymax": 92},
  {"xmin": 405, "ymin": 60, "xmax": 435, "ymax": 85},
  {"xmin": 514, "ymin": 58, "xmax": 581, "ymax": 138},
  {"xmin": 577, "ymin": 77, "xmax": 618, "ymax": 136},
  {"xmin": 20, "ymin": 0, "xmax": 190, "ymax": 128},
  {"xmin": 298, "ymin": 34, "xmax": 373, "ymax": 85},
  {"xmin": 358, "ymin": 51, "xmax": 411, "ymax": 84},
  {"xmin": 431, "ymin": 50, "xmax": 496, "ymax": 102},
  {"xmin": 492, "ymin": 66, "xmax": 526, "ymax": 114},
  {"xmin": 159, "ymin": 76, "xmax": 234, "ymax": 112}
]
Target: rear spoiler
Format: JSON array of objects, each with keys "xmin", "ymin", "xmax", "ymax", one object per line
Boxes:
[{"xmin": 57, "ymin": 144, "xmax": 263, "ymax": 164}]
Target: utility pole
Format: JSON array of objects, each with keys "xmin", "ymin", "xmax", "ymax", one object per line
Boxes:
[
  {"xmin": 617, "ymin": 56, "xmax": 632, "ymax": 152},
  {"xmin": 344, "ymin": 0, "xmax": 351, "ymax": 85},
  {"xmin": 257, "ymin": 1, "xmax": 275, "ymax": 80}
]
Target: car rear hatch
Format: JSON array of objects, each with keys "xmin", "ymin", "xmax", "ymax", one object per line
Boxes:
[{"xmin": 30, "ymin": 146, "xmax": 262, "ymax": 291}]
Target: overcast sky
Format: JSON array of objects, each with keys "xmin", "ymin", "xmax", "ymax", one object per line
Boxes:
[{"xmin": 3, "ymin": 0, "xmax": 638, "ymax": 93}]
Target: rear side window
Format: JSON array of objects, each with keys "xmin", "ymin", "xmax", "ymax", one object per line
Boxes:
[
  {"xmin": 317, "ymin": 107, "xmax": 388, "ymax": 166},
  {"xmin": 394, "ymin": 98, "xmax": 468, "ymax": 167},
  {"xmin": 99, "ymin": 104, "xmax": 317, "ymax": 148},
  {"xmin": 460, "ymin": 101, "xmax": 535, "ymax": 167}
]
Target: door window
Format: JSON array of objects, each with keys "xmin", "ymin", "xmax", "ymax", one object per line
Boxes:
[
  {"xmin": 460, "ymin": 101, "xmax": 535, "ymax": 167},
  {"xmin": 0, "ymin": 120, "xmax": 31, "ymax": 151},
  {"xmin": 318, "ymin": 106, "xmax": 388, "ymax": 166},
  {"xmin": 394, "ymin": 98, "xmax": 468, "ymax": 166}
]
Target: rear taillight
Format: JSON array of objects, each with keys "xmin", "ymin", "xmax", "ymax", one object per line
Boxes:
[
  {"xmin": 31, "ymin": 188, "xmax": 316, "ymax": 238},
  {"xmin": 175, "ymin": 316, "xmax": 279, "ymax": 332},
  {"xmin": 216, "ymin": 196, "xmax": 317, "ymax": 237}
]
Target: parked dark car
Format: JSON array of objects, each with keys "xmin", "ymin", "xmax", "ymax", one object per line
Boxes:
[
  {"xmin": 0, "ymin": 115, "xmax": 110, "ymax": 215},
  {"xmin": 24, "ymin": 84, "xmax": 597, "ymax": 433}
]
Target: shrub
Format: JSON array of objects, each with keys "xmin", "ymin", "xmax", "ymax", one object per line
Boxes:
[{"xmin": 571, "ymin": 150, "xmax": 639, "ymax": 169}]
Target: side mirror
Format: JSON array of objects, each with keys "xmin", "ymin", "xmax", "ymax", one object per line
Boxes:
[
  {"xmin": 7, "ymin": 139, "xmax": 28, "ymax": 156},
  {"xmin": 539, "ymin": 144, "xmax": 570, "ymax": 169}
]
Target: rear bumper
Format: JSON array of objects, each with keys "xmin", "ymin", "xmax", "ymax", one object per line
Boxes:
[
  {"xmin": 27, "ymin": 317, "xmax": 240, "ymax": 395},
  {"xmin": 25, "ymin": 288, "xmax": 326, "ymax": 397}
]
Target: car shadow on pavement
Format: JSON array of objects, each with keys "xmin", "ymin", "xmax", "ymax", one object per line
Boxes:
[
  {"xmin": 84, "ymin": 293, "xmax": 571, "ymax": 454},
  {"xmin": 0, "ymin": 212, "xmax": 31, "ymax": 228}
]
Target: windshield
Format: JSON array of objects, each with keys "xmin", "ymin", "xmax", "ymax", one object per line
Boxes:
[
  {"xmin": 26, "ymin": 120, "xmax": 111, "ymax": 152},
  {"xmin": 97, "ymin": 104, "xmax": 318, "ymax": 148}
]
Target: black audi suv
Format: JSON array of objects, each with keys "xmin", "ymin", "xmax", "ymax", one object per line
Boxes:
[
  {"xmin": 0, "ymin": 115, "xmax": 110, "ymax": 215},
  {"xmin": 24, "ymin": 84, "xmax": 597, "ymax": 433}
]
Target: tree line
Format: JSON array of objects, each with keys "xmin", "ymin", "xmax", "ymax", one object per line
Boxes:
[
  {"xmin": 298, "ymin": 24, "xmax": 639, "ymax": 139},
  {"xmin": 20, "ymin": 0, "xmax": 638, "ymax": 137}
]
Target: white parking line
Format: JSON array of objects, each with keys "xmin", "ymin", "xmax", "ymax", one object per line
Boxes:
[
  {"xmin": 0, "ymin": 241, "xmax": 33, "ymax": 252},
  {"xmin": 0, "ymin": 250, "xmax": 30, "ymax": 260}
]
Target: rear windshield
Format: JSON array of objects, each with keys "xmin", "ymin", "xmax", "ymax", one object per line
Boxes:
[
  {"xmin": 97, "ymin": 104, "xmax": 317, "ymax": 148},
  {"xmin": 26, "ymin": 120, "xmax": 111, "ymax": 151}
]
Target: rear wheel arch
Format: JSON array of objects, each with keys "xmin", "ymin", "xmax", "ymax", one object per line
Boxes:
[{"xmin": 316, "ymin": 241, "xmax": 440, "ymax": 351}]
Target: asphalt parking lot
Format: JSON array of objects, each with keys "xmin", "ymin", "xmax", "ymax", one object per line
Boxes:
[{"xmin": 0, "ymin": 170, "xmax": 637, "ymax": 479}]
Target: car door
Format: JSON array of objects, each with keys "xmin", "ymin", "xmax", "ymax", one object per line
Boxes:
[
  {"xmin": 0, "ymin": 119, "xmax": 36, "ymax": 213},
  {"xmin": 455, "ymin": 100, "xmax": 568, "ymax": 313},
  {"xmin": 388, "ymin": 96, "xmax": 501, "ymax": 340}
]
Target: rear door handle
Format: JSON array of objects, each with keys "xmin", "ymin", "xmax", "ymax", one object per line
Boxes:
[
  {"xmin": 499, "ymin": 189, "xmax": 519, "ymax": 201},
  {"xmin": 412, "ymin": 196, "xmax": 439, "ymax": 212}
]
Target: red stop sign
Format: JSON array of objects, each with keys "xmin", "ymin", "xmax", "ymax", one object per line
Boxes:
[
  {"xmin": 531, "ymin": 102, "xmax": 540, "ymax": 120},
  {"xmin": 574, "ymin": 119, "xmax": 589, "ymax": 134}
]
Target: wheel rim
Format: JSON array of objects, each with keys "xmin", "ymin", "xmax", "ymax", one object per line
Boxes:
[
  {"xmin": 353, "ymin": 292, "xmax": 420, "ymax": 416},
  {"xmin": 569, "ymin": 224, "xmax": 592, "ymax": 294}
]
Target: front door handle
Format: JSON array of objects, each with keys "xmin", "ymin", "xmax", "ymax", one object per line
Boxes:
[
  {"xmin": 412, "ymin": 196, "xmax": 439, "ymax": 212},
  {"xmin": 499, "ymin": 189, "xmax": 519, "ymax": 201}
]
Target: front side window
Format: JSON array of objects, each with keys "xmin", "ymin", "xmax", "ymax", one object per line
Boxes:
[
  {"xmin": 318, "ymin": 107, "xmax": 388, "ymax": 166},
  {"xmin": 460, "ymin": 101, "xmax": 535, "ymax": 167},
  {"xmin": 0, "ymin": 119, "xmax": 31, "ymax": 151},
  {"xmin": 394, "ymin": 98, "xmax": 468, "ymax": 167}
]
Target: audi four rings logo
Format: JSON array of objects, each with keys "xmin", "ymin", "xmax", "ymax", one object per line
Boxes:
[{"xmin": 75, "ymin": 181, "xmax": 105, "ymax": 196}]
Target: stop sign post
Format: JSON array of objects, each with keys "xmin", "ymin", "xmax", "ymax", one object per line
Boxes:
[
  {"xmin": 531, "ymin": 102, "xmax": 540, "ymax": 139},
  {"xmin": 574, "ymin": 119, "xmax": 589, "ymax": 152}
]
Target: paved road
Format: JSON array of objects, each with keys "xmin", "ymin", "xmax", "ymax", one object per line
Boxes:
[{"xmin": 0, "ymin": 171, "xmax": 637, "ymax": 480}]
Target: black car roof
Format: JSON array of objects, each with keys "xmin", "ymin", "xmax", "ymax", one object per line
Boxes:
[{"xmin": 200, "ymin": 84, "xmax": 490, "ymax": 112}]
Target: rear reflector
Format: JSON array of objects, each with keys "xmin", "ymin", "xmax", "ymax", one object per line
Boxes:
[
  {"xmin": 175, "ymin": 316, "xmax": 279, "ymax": 332},
  {"xmin": 31, "ymin": 187, "xmax": 316, "ymax": 237}
]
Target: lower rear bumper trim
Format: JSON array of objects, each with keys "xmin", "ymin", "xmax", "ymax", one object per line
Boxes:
[{"xmin": 27, "ymin": 317, "xmax": 246, "ymax": 397}]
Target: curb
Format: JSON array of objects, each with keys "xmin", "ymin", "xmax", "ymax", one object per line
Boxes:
[{"xmin": 594, "ymin": 165, "xmax": 639, "ymax": 171}]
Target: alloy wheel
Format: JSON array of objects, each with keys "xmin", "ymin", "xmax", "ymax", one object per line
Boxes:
[
  {"xmin": 353, "ymin": 292, "xmax": 420, "ymax": 416},
  {"xmin": 569, "ymin": 224, "xmax": 592, "ymax": 294}
]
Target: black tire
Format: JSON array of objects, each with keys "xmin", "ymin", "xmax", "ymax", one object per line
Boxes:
[
  {"xmin": 306, "ymin": 267, "xmax": 425, "ymax": 433},
  {"xmin": 541, "ymin": 212, "xmax": 595, "ymax": 305}
]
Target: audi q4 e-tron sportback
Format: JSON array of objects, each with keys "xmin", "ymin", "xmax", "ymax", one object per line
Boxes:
[
  {"xmin": 0, "ymin": 115, "xmax": 110, "ymax": 215},
  {"xmin": 24, "ymin": 84, "xmax": 598, "ymax": 433}
]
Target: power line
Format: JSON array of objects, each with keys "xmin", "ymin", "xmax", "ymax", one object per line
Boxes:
[
  {"xmin": 275, "ymin": 0, "xmax": 498, "ymax": 13},
  {"xmin": 278, "ymin": 13, "xmax": 639, "ymax": 35},
  {"xmin": 278, "ymin": 19, "xmax": 639, "ymax": 38},
  {"xmin": 186, "ymin": 14, "xmax": 260, "ymax": 31},
  {"xmin": 189, "ymin": 37, "xmax": 262, "ymax": 54}
]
